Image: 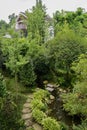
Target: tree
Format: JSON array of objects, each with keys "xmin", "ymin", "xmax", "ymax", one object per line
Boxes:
[
  {"xmin": 2, "ymin": 38, "xmax": 28, "ymax": 90},
  {"xmin": 62, "ymin": 54, "xmax": 87, "ymax": 116},
  {"xmin": 8, "ymin": 13, "xmax": 16, "ymax": 27},
  {"xmin": 25, "ymin": 41, "xmax": 49, "ymax": 86},
  {"xmin": 26, "ymin": 0, "xmax": 46, "ymax": 44},
  {"xmin": 19, "ymin": 61, "xmax": 36, "ymax": 87},
  {"xmin": 46, "ymin": 27, "xmax": 86, "ymax": 86},
  {"xmin": 72, "ymin": 54, "xmax": 87, "ymax": 82},
  {"xmin": 0, "ymin": 20, "xmax": 9, "ymax": 36},
  {"xmin": 53, "ymin": 8, "xmax": 87, "ymax": 37}
]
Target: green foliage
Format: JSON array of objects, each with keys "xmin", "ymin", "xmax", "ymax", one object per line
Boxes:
[
  {"xmin": 0, "ymin": 92, "xmax": 26, "ymax": 130},
  {"xmin": 72, "ymin": 54, "xmax": 87, "ymax": 82},
  {"xmin": 73, "ymin": 119, "xmax": 87, "ymax": 130},
  {"xmin": 0, "ymin": 20, "xmax": 9, "ymax": 36},
  {"xmin": 32, "ymin": 108, "xmax": 47, "ymax": 124},
  {"xmin": 31, "ymin": 89, "xmax": 54, "ymax": 128},
  {"xmin": 0, "ymin": 73, "xmax": 6, "ymax": 97},
  {"xmin": 60, "ymin": 122, "xmax": 69, "ymax": 130},
  {"xmin": 0, "ymin": 38, "xmax": 7, "ymax": 69},
  {"xmin": 33, "ymin": 89, "xmax": 49, "ymax": 100},
  {"xmin": 26, "ymin": 41, "xmax": 49, "ymax": 85},
  {"xmin": 8, "ymin": 13, "xmax": 16, "ymax": 25},
  {"xmin": 2, "ymin": 38, "xmax": 29, "ymax": 89},
  {"xmin": 62, "ymin": 54, "xmax": 87, "ymax": 115},
  {"xmin": 62, "ymin": 93, "xmax": 81, "ymax": 115},
  {"xmin": 31, "ymin": 99, "xmax": 47, "ymax": 111},
  {"xmin": 31, "ymin": 90, "xmax": 61, "ymax": 130},
  {"xmin": 19, "ymin": 62, "xmax": 36, "ymax": 87},
  {"xmin": 46, "ymin": 28, "xmax": 85, "ymax": 86},
  {"xmin": 62, "ymin": 82, "xmax": 87, "ymax": 115},
  {"xmin": 31, "ymin": 89, "xmax": 49, "ymax": 111},
  {"xmin": 4, "ymin": 38, "xmax": 28, "ymax": 75},
  {"xmin": 53, "ymin": 8, "xmax": 87, "ymax": 37},
  {"xmin": 1, "ymin": 4, "xmax": 87, "ymax": 130},
  {"xmin": 73, "ymin": 125, "xmax": 87, "ymax": 130},
  {"xmin": 42, "ymin": 117, "xmax": 60, "ymax": 130},
  {"xmin": 26, "ymin": 0, "xmax": 46, "ymax": 44}
]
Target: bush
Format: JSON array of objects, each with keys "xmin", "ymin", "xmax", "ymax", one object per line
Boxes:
[
  {"xmin": 0, "ymin": 92, "xmax": 25, "ymax": 130},
  {"xmin": 19, "ymin": 63, "xmax": 36, "ymax": 87},
  {"xmin": 33, "ymin": 89, "xmax": 49, "ymax": 100},
  {"xmin": 31, "ymin": 99, "xmax": 47, "ymax": 111},
  {"xmin": 42, "ymin": 117, "xmax": 60, "ymax": 130},
  {"xmin": 0, "ymin": 73, "xmax": 6, "ymax": 97},
  {"xmin": 60, "ymin": 122, "xmax": 69, "ymax": 130},
  {"xmin": 31, "ymin": 89, "xmax": 61, "ymax": 130},
  {"xmin": 32, "ymin": 109, "xmax": 47, "ymax": 124},
  {"xmin": 73, "ymin": 119, "xmax": 87, "ymax": 130},
  {"xmin": 31, "ymin": 89, "xmax": 49, "ymax": 111}
]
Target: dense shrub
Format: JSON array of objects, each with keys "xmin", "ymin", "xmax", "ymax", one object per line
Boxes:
[
  {"xmin": 19, "ymin": 63, "xmax": 36, "ymax": 87},
  {"xmin": 31, "ymin": 89, "xmax": 61, "ymax": 130},
  {"xmin": 0, "ymin": 92, "xmax": 26, "ymax": 130},
  {"xmin": 33, "ymin": 89, "xmax": 49, "ymax": 100},
  {"xmin": 62, "ymin": 54, "xmax": 87, "ymax": 116},
  {"xmin": 60, "ymin": 122, "xmax": 69, "ymax": 130},
  {"xmin": 31, "ymin": 99, "xmax": 47, "ymax": 111},
  {"xmin": 0, "ymin": 73, "xmax": 6, "ymax": 97},
  {"xmin": 73, "ymin": 120, "xmax": 87, "ymax": 130},
  {"xmin": 31, "ymin": 89, "xmax": 49, "ymax": 111},
  {"xmin": 32, "ymin": 109, "xmax": 47, "ymax": 124},
  {"xmin": 46, "ymin": 29, "xmax": 86, "ymax": 86},
  {"xmin": 42, "ymin": 117, "xmax": 60, "ymax": 130}
]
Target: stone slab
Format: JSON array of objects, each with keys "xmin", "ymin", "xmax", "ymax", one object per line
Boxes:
[
  {"xmin": 25, "ymin": 120, "xmax": 33, "ymax": 127},
  {"xmin": 22, "ymin": 113, "xmax": 32, "ymax": 120},
  {"xmin": 46, "ymin": 87, "xmax": 54, "ymax": 92},
  {"xmin": 22, "ymin": 108, "xmax": 31, "ymax": 114},
  {"xmin": 23, "ymin": 103, "xmax": 29, "ymax": 108},
  {"xmin": 33, "ymin": 123, "xmax": 43, "ymax": 130},
  {"xmin": 26, "ymin": 98, "xmax": 32, "ymax": 103}
]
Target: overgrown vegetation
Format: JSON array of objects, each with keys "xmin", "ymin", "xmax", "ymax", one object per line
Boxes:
[
  {"xmin": 31, "ymin": 89, "xmax": 61, "ymax": 130},
  {"xmin": 0, "ymin": 0, "xmax": 87, "ymax": 129}
]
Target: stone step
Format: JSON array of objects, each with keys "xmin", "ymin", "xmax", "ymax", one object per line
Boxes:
[
  {"xmin": 26, "ymin": 126, "xmax": 33, "ymax": 130},
  {"xmin": 27, "ymin": 94, "xmax": 33, "ymax": 99},
  {"xmin": 25, "ymin": 120, "xmax": 33, "ymax": 127},
  {"xmin": 22, "ymin": 108, "xmax": 31, "ymax": 114},
  {"xmin": 23, "ymin": 103, "xmax": 32, "ymax": 108},
  {"xmin": 46, "ymin": 87, "xmax": 54, "ymax": 92},
  {"xmin": 26, "ymin": 98, "xmax": 32, "ymax": 103},
  {"xmin": 22, "ymin": 113, "xmax": 32, "ymax": 120},
  {"xmin": 23, "ymin": 103, "xmax": 29, "ymax": 108},
  {"xmin": 33, "ymin": 123, "xmax": 43, "ymax": 130}
]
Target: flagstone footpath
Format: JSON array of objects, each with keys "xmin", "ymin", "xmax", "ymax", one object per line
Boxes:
[{"xmin": 22, "ymin": 93, "xmax": 43, "ymax": 130}]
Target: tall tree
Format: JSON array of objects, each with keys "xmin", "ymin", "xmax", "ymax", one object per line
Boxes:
[
  {"xmin": 2, "ymin": 38, "xmax": 28, "ymax": 90},
  {"xmin": 0, "ymin": 20, "xmax": 9, "ymax": 36},
  {"xmin": 8, "ymin": 13, "xmax": 16, "ymax": 26},
  {"xmin": 46, "ymin": 27, "xmax": 86, "ymax": 86},
  {"xmin": 26, "ymin": 0, "xmax": 46, "ymax": 44},
  {"xmin": 53, "ymin": 8, "xmax": 87, "ymax": 37}
]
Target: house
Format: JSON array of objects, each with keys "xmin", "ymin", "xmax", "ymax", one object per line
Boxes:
[{"xmin": 15, "ymin": 12, "xmax": 27, "ymax": 37}]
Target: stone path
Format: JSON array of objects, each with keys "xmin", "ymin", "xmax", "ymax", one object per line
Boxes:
[{"xmin": 22, "ymin": 93, "xmax": 43, "ymax": 130}]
